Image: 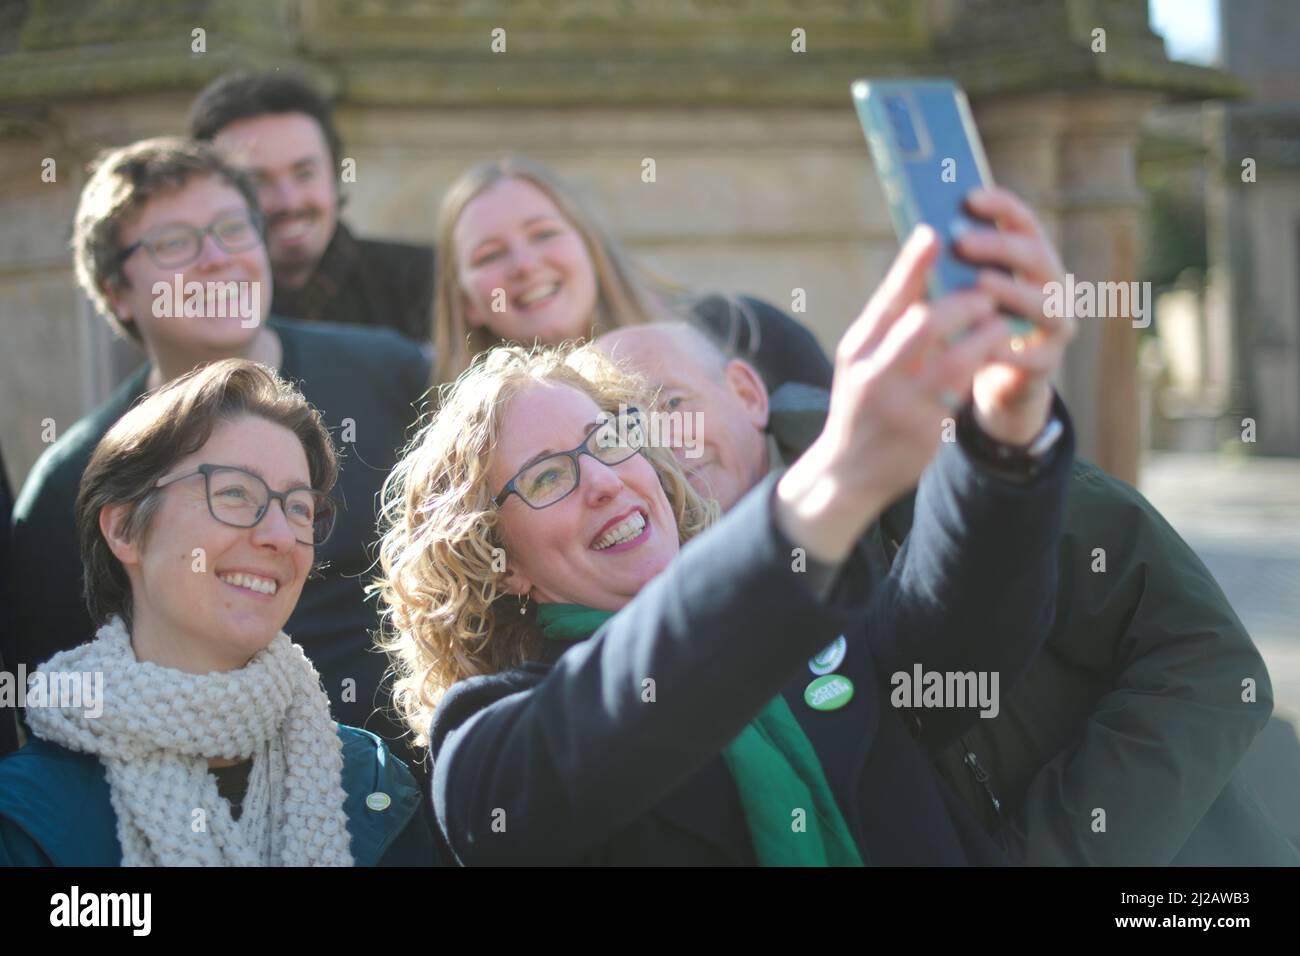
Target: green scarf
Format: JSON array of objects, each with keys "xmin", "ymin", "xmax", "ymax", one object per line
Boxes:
[{"xmin": 536, "ymin": 602, "xmax": 864, "ymax": 866}]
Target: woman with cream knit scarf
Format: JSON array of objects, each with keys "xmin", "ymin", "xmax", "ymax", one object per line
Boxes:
[{"xmin": 0, "ymin": 359, "xmax": 436, "ymax": 866}]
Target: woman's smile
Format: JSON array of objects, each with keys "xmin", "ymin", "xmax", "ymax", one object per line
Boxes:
[
  {"xmin": 217, "ymin": 569, "xmax": 283, "ymax": 598},
  {"xmin": 490, "ymin": 381, "xmax": 680, "ymax": 610},
  {"xmin": 590, "ymin": 507, "xmax": 649, "ymax": 553},
  {"xmin": 514, "ymin": 280, "xmax": 563, "ymax": 313}
]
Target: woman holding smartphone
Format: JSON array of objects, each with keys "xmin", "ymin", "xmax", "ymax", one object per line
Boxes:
[
  {"xmin": 430, "ymin": 156, "xmax": 832, "ymax": 392},
  {"xmin": 376, "ymin": 225, "xmax": 1076, "ymax": 865},
  {"xmin": 0, "ymin": 360, "xmax": 437, "ymax": 866}
]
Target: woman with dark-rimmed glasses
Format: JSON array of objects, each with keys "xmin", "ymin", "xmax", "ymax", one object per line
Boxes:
[
  {"xmin": 374, "ymin": 253, "xmax": 1076, "ymax": 865},
  {"xmin": 0, "ymin": 359, "xmax": 437, "ymax": 866},
  {"xmin": 8, "ymin": 136, "xmax": 432, "ymax": 782}
]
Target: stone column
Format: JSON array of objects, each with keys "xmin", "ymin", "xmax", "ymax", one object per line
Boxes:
[{"xmin": 975, "ymin": 90, "xmax": 1161, "ymax": 484}]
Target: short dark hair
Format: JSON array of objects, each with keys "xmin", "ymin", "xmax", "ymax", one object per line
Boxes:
[
  {"xmin": 189, "ymin": 69, "xmax": 343, "ymax": 168},
  {"xmin": 73, "ymin": 137, "xmax": 261, "ymax": 343},
  {"xmin": 76, "ymin": 359, "xmax": 338, "ymax": 630}
]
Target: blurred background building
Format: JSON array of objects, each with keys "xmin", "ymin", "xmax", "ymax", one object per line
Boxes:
[
  {"xmin": 0, "ymin": 0, "xmax": 1248, "ymax": 487},
  {"xmin": 1140, "ymin": 0, "xmax": 1300, "ymax": 458}
]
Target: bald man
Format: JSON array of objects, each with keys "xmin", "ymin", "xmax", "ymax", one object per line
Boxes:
[
  {"xmin": 596, "ymin": 321, "xmax": 1295, "ymax": 866},
  {"xmin": 602, "ymin": 322, "xmax": 775, "ymax": 512}
]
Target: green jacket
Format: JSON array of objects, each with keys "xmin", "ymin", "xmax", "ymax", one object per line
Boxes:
[
  {"xmin": 0, "ymin": 725, "xmax": 440, "ymax": 866},
  {"xmin": 768, "ymin": 383, "xmax": 1296, "ymax": 865}
]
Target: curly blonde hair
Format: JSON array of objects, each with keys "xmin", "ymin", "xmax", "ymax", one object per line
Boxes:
[{"xmin": 373, "ymin": 342, "xmax": 716, "ymax": 748}]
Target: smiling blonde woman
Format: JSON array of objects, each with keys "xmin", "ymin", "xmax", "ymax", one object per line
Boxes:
[
  {"xmin": 375, "ymin": 343, "xmax": 714, "ymax": 743},
  {"xmin": 373, "ymin": 218, "xmax": 1077, "ymax": 865},
  {"xmin": 429, "ymin": 156, "xmax": 833, "ymax": 394}
]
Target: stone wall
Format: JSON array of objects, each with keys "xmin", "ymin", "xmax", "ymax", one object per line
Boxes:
[{"xmin": 0, "ymin": 0, "xmax": 1242, "ymax": 490}]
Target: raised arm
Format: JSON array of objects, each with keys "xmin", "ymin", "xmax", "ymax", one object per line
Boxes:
[
  {"xmin": 865, "ymin": 393, "xmax": 1074, "ymax": 751},
  {"xmin": 431, "ymin": 475, "xmax": 874, "ymax": 864},
  {"xmin": 782, "ymin": 186, "xmax": 1077, "ymax": 751},
  {"xmin": 433, "ymin": 225, "xmax": 1011, "ymax": 864}
]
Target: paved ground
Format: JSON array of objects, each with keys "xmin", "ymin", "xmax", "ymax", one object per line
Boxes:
[{"xmin": 1139, "ymin": 452, "xmax": 1300, "ymax": 841}]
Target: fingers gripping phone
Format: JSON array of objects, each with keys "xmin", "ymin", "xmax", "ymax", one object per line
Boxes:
[{"xmin": 852, "ymin": 77, "xmax": 1034, "ymax": 336}]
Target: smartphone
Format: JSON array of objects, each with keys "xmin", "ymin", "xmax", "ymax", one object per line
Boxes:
[{"xmin": 852, "ymin": 77, "xmax": 1034, "ymax": 336}]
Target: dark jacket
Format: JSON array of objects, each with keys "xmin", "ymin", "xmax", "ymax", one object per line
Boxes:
[
  {"xmin": 765, "ymin": 383, "xmax": 1296, "ymax": 866},
  {"xmin": 924, "ymin": 462, "xmax": 1295, "ymax": 865},
  {"xmin": 429, "ymin": 407, "xmax": 1074, "ymax": 865},
  {"xmin": 687, "ymin": 294, "xmax": 832, "ymax": 393},
  {"xmin": 0, "ymin": 725, "xmax": 438, "ymax": 866},
  {"xmin": 271, "ymin": 222, "xmax": 434, "ymax": 342},
  {"xmin": 5, "ymin": 318, "xmax": 431, "ymax": 772}
]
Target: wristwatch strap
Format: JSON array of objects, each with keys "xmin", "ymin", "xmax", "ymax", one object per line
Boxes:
[{"xmin": 956, "ymin": 401, "xmax": 1065, "ymax": 481}]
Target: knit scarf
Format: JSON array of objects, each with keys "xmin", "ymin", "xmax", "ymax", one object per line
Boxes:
[
  {"xmin": 536, "ymin": 603, "xmax": 863, "ymax": 866},
  {"xmin": 24, "ymin": 616, "xmax": 354, "ymax": 867}
]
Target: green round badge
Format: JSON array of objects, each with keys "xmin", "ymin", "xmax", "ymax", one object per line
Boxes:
[
  {"xmin": 809, "ymin": 635, "xmax": 847, "ymax": 675},
  {"xmin": 365, "ymin": 792, "xmax": 391, "ymax": 812},
  {"xmin": 804, "ymin": 674, "xmax": 855, "ymax": 711}
]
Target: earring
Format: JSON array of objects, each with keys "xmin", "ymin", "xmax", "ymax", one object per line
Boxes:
[{"xmin": 519, "ymin": 592, "xmax": 530, "ymax": 616}]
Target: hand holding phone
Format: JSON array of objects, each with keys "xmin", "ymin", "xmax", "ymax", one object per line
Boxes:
[
  {"xmin": 852, "ymin": 77, "xmax": 1035, "ymax": 337},
  {"xmin": 775, "ymin": 225, "xmax": 1012, "ymax": 564}
]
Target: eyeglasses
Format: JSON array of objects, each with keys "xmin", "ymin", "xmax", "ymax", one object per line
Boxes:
[
  {"xmin": 117, "ymin": 210, "xmax": 264, "ymax": 270},
  {"xmin": 154, "ymin": 464, "xmax": 337, "ymax": 546},
  {"xmin": 493, "ymin": 408, "xmax": 647, "ymax": 510}
]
